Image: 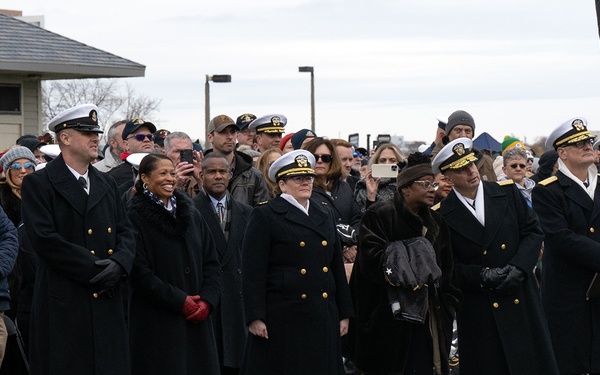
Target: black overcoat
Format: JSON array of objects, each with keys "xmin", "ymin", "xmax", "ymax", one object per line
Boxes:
[
  {"xmin": 312, "ymin": 179, "xmax": 362, "ymax": 230},
  {"xmin": 241, "ymin": 196, "xmax": 354, "ymax": 375},
  {"xmin": 127, "ymin": 190, "xmax": 221, "ymax": 375},
  {"xmin": 439, "ymin": 181, "xmax": 558, "ymax": 375},
  {"xmin": 194, "ymin": 191, "xmax": 252, "ymax": 368},
  {"xmin": 532, "ymin": 171, "xmax": 600, "ymax": 374},
  {"xmin": 21, "ymin": 154, "xmax": 136, "ymax": 375},
  {"xmin": 347, "ymin": 192, "xmax": 460, "ymax": 374}
]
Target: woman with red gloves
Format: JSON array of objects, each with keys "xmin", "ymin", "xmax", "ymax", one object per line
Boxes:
[{"xmin": 127, "ymin": 153, "xmax": 221, "ymax": 374}]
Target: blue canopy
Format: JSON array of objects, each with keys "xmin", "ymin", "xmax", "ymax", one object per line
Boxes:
[{"xmin": 473, "ymin": 132, "xmax": 501, "ymax": 152}]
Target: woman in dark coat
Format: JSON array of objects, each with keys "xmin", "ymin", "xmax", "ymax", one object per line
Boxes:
[
  {"xmin": 127, "ymin": 153, "xmax": 221, "ymax": 375},
  {"xmin": 241, "ymin": 149, "xmax": 354, "ymax": 375},
  {"xmin": 304, "ymin": 138, "xmax": 361, "ymax": 265},
  {"xmin": 347, "ymin": 155, "xmax": 460, "ymax": 374}
]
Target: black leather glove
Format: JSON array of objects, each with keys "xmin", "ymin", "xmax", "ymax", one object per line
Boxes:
[
  {"xmin": 480, "ymin": 266, "xmax": 510, "ymax": 290},
  {"xmin": 495, "ymin": 265, "xmax": 525, "ymax": 295},
  {"xmin": 90, "ymin": 259, "xmax": 125, "ymax": 289},
  {"xmin": 336, "ymin": 224, "xmax": 357, "ymax": 246}
]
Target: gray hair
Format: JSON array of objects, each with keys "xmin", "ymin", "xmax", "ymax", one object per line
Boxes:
[
  {"xmin": 502, "ymin": 147, "xmax": 528, "ymax": 166},
  {"xmin": 164, "ymin": 131, "xmax": 192, "ymax": 151},
  {"xmin": 106, "ymin": 120, "xmax": 128, "ymax": 142}
]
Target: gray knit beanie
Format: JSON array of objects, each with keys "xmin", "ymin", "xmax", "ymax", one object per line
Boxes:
[
  {"xmin": 0, "ymin": 146, "xmax": 37, "ymax": 172},
  {"xmin": 446, "ymin": 110, "xmax": 475, "ymax": 134}
]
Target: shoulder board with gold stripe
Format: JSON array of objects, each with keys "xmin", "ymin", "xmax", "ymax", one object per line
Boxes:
[
  {"xmin": 497, "ymin": 179, "xmax": 514, "ymax": 186},
  {"xmin": 258, "ymin": 201, "xmax": 268, "ymax": 205},
  {"xmin": 321, "ymin": 202, "xmax": 328, "ymax": 205},
  {"xmin": 538, "ymin": 176, "xmax": 558, "ymax": 186},
  {"xmin": 430, "ymin": 202, "xmax": 441, "ymax": 211}
]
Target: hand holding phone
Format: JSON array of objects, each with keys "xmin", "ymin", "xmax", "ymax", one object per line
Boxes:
[
  {"xmin": 371, "ymin": 164, "xmax": 399, "ymax": 179},
  {"xmin": 180, "ymin": 149, "xmax": 194, "ymax": 176}
]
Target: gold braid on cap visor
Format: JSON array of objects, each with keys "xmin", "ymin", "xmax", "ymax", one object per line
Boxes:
[
  {"xmin": 555, "ymin": 131, "xmax": 593, "ymax": 147},
  {"xmin": 277, "ymin": 167, "xmax": 315, "ymax": 178},
  {"xmin": 258, "ymin": 127, "xmax": 285, "ymax": 133},
  {"xmin": 440, "ymin": 153, "xmax": 479, "ymax": 172}
]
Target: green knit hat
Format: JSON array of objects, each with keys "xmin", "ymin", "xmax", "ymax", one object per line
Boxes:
[{"xmin": 501, "ymin": 135, "xmax": 525, "ymax": 155}]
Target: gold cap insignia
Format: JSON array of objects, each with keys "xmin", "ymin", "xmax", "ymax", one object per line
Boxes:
[
  {"xmin": 90, "ymin": 110, "xmax": 97, "ymax": 123},
  {"xmin": 453, "ymin": 143, "xmax": 466, "ymax": 156},
  {"xmin": 295, "ymin": 154, "xmax": 309, "ymax": 168},
  {"xmin": 572, "ymin": 119, "xmax": 585, "ymax": 131},
  {"xmin": 271, "ymin": 116, "xmax": 281, "ymax": 126}
]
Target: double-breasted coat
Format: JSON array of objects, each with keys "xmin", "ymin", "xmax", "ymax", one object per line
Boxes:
[
  {"xmin": 127, "ymin": 190, "xmax": 221, "ymax": 375},
  {"xmin": 21, "ymin": 154, "xmax": 136, "ymax": 374},
  {"xmin": 346, "ymin": 192, "xmax": 460, "ymax": 374},
  {"xmin": 532, "ymin": 171, "xmax": 600, "ymax": 374},
  {"xmin": 439, "ymin": 181, "xmax": 558, "ymax": 375},
  {"xmin": 241, "ymin": 196, "xmax": 354, "ymax": 375},
  {"xmin": 194, "ymin": 190, "xmax": 252, "ymax": 369}
]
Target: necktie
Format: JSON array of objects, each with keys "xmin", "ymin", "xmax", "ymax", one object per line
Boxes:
[
  {"xmin": 217, "ymin": 202, "xmax": 224, "ymax": 224},
  {"xmin": 78, "ymin": 176, "xmax": 87, "ymax": 190}
]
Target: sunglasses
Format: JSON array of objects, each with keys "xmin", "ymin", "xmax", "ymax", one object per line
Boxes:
[
  {"xmin": 288, "ymin": 175, "xmax": 315, "ymax": 184},
  {"xmin": 313, "ymin": 154, "xmax": 333, "ymax": 163},
  {"xmin": 509, "ymin": 163, "xmax": 526, "ymax": 169},
  {"xmin": 353, "ymin": 152, "xmax": 362, "ymax": 158},
  {"xmin": 413, "ymin": 180, "xmax": 439, "ymax": 191},
  {"xmin": 128, "ymin": 134, "xmax": 155, "ymax": 142},
  {"xmin": 10, "ymin": 162, "xmax": 35, "ymax": 170}
]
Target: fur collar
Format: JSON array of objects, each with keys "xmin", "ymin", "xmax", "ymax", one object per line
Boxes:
[
  {"xmin": 129, "ymin": 190, "xmax": 195, "ymax": 236},
  {"xmin": 393, "ymin": 191, "xmax": 440, "ymax": 243},
  {"xmin": 0, "ymin": 181, "xmax": 22, "ymax": 226}
]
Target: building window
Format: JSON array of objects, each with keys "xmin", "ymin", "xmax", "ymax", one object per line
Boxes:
[{"xmin": 0, "ymin": 84, "xmax": 21, "ymax": 115}]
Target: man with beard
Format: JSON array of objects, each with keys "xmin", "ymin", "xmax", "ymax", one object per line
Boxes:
[{"xmin": 206, "ymin": 115, "xmax": 268, "ymax": 206}]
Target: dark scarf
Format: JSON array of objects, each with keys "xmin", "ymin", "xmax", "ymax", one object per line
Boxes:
[{"xmin": 129, "ymin": 190, "xmax": 194, "ymax": 236}]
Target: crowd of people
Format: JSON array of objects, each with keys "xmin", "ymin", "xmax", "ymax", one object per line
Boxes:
[{"xmin": 0, "ymin": 104, "xmax": 598, "ymax": 375}]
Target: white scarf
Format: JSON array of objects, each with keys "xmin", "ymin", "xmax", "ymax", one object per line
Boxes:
[
  {"xmin": 454, "ymin": 182, "xmax": 485, "ymax": 226},
  {"xmin": 557, "ymin": 159, "xmax": 597, "ymax": 200},
  {"xmin": 281, "ymin": 193, "xmax": 310, "ymax": 216}
]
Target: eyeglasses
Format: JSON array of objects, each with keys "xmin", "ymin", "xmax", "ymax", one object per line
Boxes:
[
  {"xmin": 10, "ymin": 162, "xmax": 35, "ymax": 170},
  {"xmin": 567, "ymin": 139, "xmax": 594, "ymax": 149},
  {"xmin": 509, "ymin": 163, "xmax": 526, "ymax": 169},
  {"xmin": 313, "ymin": 154, "xmax": 333, "ymax": 163},
  {"xmin": 287, "ymin": 175, "xmax": 315, "ymax": 184},
  {"xmin": 413, "ymin": 180, "xmax": 439, "ymax": 191},
  {"xmin": 128, "ymin": 133, "xmax": 155, "ymax": 142}
]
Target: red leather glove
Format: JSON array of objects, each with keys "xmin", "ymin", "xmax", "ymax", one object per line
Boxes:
[
  {"xmin": 182, "ymin": 295, "xmax": 201, "ymax": 317},
  {"xmin": 186, "ymin": 299, "xmax": 210, "ymax": 323}
]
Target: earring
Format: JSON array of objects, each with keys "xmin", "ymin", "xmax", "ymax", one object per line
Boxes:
[{"xmin": 143, "ymin": 182, "xmax": 148, "ymax": 190}]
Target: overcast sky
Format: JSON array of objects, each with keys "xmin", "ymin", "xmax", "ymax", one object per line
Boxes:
[{"xmin": 5, "ymin": 0, "xmax": 600, "ymax": 148}]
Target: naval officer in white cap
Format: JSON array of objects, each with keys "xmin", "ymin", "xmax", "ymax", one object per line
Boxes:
[
  {"xmin": 532, "ymin": 117, "xmax": 600, "ymax": 375},
  {"xmin": 432, "ymin": 138, "xmax": 558, "ymax": 375},
  {"xmin": 241, "ymin": 149, "xmax": 353, "ymax": 374},
  {"xmin": 248, "ymin": 114, "xmax": 287, "ymax": 153},
  {"xmin": 21, "ymin": 103, "xmax": 136, "ymax": 374}
]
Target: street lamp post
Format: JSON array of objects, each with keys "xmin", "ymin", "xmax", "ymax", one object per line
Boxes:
[
  {"xmin": 298, "ymin": 66, "xmax": 315, "ymax": 133},
  {"xmin": 204, "ymin": 74, "xmax": 232, "ymax": 146}
]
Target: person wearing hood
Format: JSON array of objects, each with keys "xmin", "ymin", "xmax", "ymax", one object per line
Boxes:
[
  {"xmin": 206, "ymin": 114, "xmax": 269, "ymax": 206},
  {"xmin": 501, "ymin": 147, "xmax": 536, "ymax": 207}
]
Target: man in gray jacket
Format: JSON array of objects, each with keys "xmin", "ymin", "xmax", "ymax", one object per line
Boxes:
[{"xmin": 206, "ymin": 114, "xmax": 269, "ymax": 206}]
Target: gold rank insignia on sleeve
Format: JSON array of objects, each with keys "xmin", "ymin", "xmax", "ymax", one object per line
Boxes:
[
  {"xmin": 497, "ymin": 179, "xmax": 514, "ymax": 186},
  {"xmin": 538, "ymin": 176, "xmax": 558, "ymax": 186}
]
